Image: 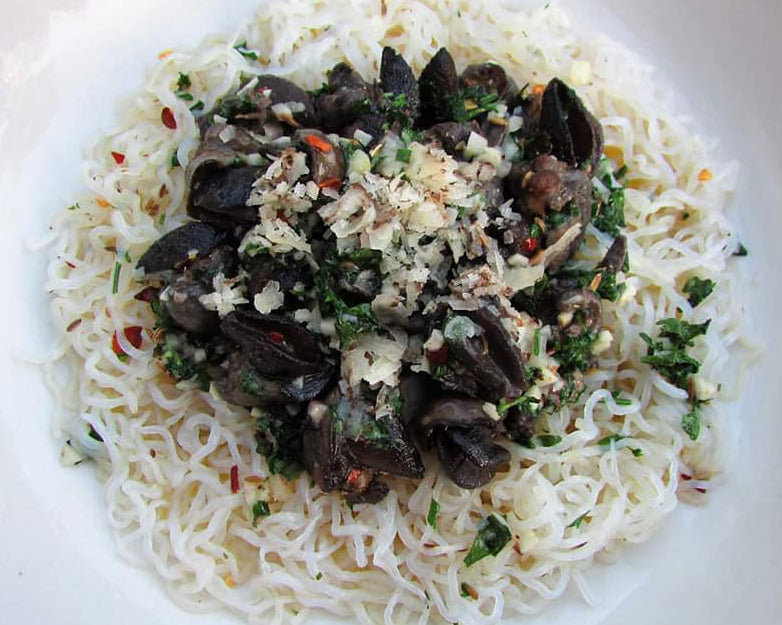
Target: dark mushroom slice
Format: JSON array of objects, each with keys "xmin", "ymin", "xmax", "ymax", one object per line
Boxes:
[
  {"xmin": 209, "ymin": 352, "xmax": 286, "ymax": 407},
  {"xmin": 437, "ymin": 303, "xmax": 527, "ymax": 402},
  {"xmin": 294, "ymin": 129, "xmax": 345, "ymax": 188},
  {"xmin": 555, "ymin": 287, "xmax": 603, "ymax": 337},
  {"xmin": 301, "ymin": 401, "xmax": 355, "ymax": 493},
  {"xmin": 188, "ymin": 245, "xmax": 240, "ymax": 282},
  {"xmin": 137, "ymin": 222, "xmax": 227, "ymax": 276},
  {"xmin": 505, "ymin": 154, "xmax": 593, "ymax": 273},
  {"xmin": 211, "ymin": 87, "xmax": 271, "ymax": 129},
  {"xmin": 423, "ymin": 121, "xmax": 474, "ymax": 155},
  {"xmin": 221, "ymin": 310, "xmax": 326, "ymax": 377},
  {"xmin": 539, "ymin": 77, "xmax": 604, "ymax": 173},
  {"xmin": 161, "ymin": 277, "xmax": 220, "ymax": 334},
  {"xmin": 460, "ymin": 62, "xmax": 518, "ymax": 103},
  {"xmin": 245, "ymin": 254, "xmax": 313, "ymax": 300},
  {"xmin": 415, "ymin": 398, "xmax": 509, "ymax": 489},
  {"xmin": 343, "ymin": 414, "xmax": 424, "ymax": 480},
  {"xmin": 315, "ymin": 62, "xmax": 377, "ymax": 133},
  {"xmin": 187, "ymin": 165, "xmax": 262, "ymax": 227},
  {"xmin": 280, "ymin": 366, "xmax": 337, "ymax": 403},
  {"xmin": 380, "ymin": 46, "xmax": 420, "ymax": 123},
  {"xmin": 418, "ymin": 47, "xmax": 459, "ymax": 127},
  {"xmin": 345, "ymin": 477, "xmax": 390, "ymax": 505},
  {"xmin": 256, "ymin": 74, "xmax": 317, "ymax": 127},
  {"xmin": 598, "ymin": 235, "xmax": 628, "ymax": 273},
  {"xmin": 434, "ymin": 426, "xmax": 510, "ymax": 489}
]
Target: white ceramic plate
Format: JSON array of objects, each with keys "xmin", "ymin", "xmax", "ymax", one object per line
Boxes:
[{"xmin": 1, "ymin": 1, "xmax": 781, "ymax": 623}]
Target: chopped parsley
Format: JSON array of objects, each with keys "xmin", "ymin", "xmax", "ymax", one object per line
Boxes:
[
  {"xmin": 67, "ymin": 202, "xmax": 79, "ymax": 211},
  {"xmin": 683, "ymin": 276, "xmax": 715, "ymax": 307},
  {"xmin": 460, "ymin": 582, "xmax": 478, "ymax": 600},
  {"xmin": 464, "ymin": 515, "xmax": 512, "ymax": 567},
  {"xmin": 592, "ymin": 161, "xmax": 627, "ymax": 237},
  {"xmin": 176, "ymin": 72, "xmax": 191, "ymax": 90},
  {"xmin": 535, "ymin": 434, "xmax": 562, "ymax": 447},
  {"xmin": 533, "ymin": 328, "xmax": 541, "ymax": 356},
  {"xmin": 189, "ymin": 100, "xmax": 205, "ymax": 113},
  {"xmin": 682, "ymin": 401, "xmax": 702, "ymax": 441},
  {"xmin": 552, "ymin": 331, "xmax": 597, "ymax": 374},
  {"xmin": 254, "ymin": 407, "xmax": 304, "ymax": 479},
  {"xmin": 451, "ymin": 87, "xmax": 501, "ymax": 122},
  {"xmin": 315, "ymin": 572, "xmax": 323, "ymax": 580},
  {"xmin": 171, "ymin": 152, "xmax": 180, "ymax": 168},
  {"xmin": 497, "ymin": 395, "xmax": 539, "ymax": 416},
  {"xmin": 640, "ymin": 318, "xmax": 709, "ymax": 389},
  {"xmin": 567, "ymin": 511, "xmax": 589, "ymax": 529},
  {"xmin": 396, "ymin": 148, "xmax": 412, "ymax": 163},
  {"xmin": 251, "ymin": 500, "xmax": 270, "ymax": 524},
  {"xmin": 611, "ymin": 390, "xmax": 632, "ymax": 406},
  {"xmin": 596, "ymin": 270, "xmax": 626, "ymax": 302},
  {"xmin": 598, "ymin": 433, "xmax": 643, "ymax": 457},
  {"xmin": 733, "ymin": 241, "xmax": 748, "ymax": 257},
  {"xmin": 427, "ymin": 499, "xmax": 440, "ymax": 530},
  {"xmin": 111, "ymin": 261, "xmax": 121, "ymax": 294},
  {"xmin": 233, "ymin": 40, "xmax": 258, "ymax": 61}
]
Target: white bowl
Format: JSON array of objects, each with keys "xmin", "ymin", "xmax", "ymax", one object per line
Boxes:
[{"xmin": 1, "ymin": 1, "xmax": 780, "ymax": 624}]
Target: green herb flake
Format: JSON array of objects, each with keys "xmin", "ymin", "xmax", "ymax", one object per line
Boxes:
[
  {"xmin": 533, "ymin": 327, "xmax": 541, "ymax": 356},
  {"xmin": 190, "ymin": 100, "xmax": 205, "ymax": 113},
  {"xmin": 496, "ymin": 395, "xmax": 539, "ymax": 416},
  {"xmin": 682, "ymin": 401, "xmax": 702, "ymax": 441},
  {"xmin": 233, "ymin": 40, "xmax": 258, "ymax": 61},
  {"xmin": 251, "ymin": 500, "xmax": 270, "ymax": 524},
  {"xmin": 683, "ymin": 276, "xmax": 715, "ymax": 307},
  {"xmin": 640, "ymin": 319, "xmax": 709, "ymax": 390},
  {"xmin": 123, "ymin": 250, "xmax": 132, "ymax": 263},
  {"xmin": 427, "ymin": 498, "xmax": 440, "ymax": 530},
  {"xmin": 316, "ymin": 572, "xmax": 323, "ymax": 580},
  {"xmin": 396, "ymin": 148, "xmax": 412, "ymax": 164},
  {"xmin": 460, "ymin": 582, "xmax": 477, "ymax": 600},
  {"xmin": 176, "ymin": 72, "xmax": 191, "ymax": 91},
  {"xmin": 734, "ymin": 242, "xmax": 748, "ymax": 257},
  {"xmin": 598, "ymin": 434, "xmax": 627, "ymax": 447},
  {"xmin": 111, "ymin": 261, "xmax": 121, "ymax": 294},
  {"xmin": 67, "ymin": 202, "xmax": 80, "ymax": 211},
  {"xmin": 464, "ymin": 515, "xmax": 512, "ymax": 567},
  {"xmin": 536, "ymin": 434, "xmax": 562, "ymax": 447},
  {"xmin": 171, "ymin": 152, "xmax": 180, "ymax": 168},
  {"xmin": 611, "ymin": 390, "xmax": 632, "ymax": 406},
  {"xmin": 567, "ymin": 511, "xmax": 589, "ymax": 529},
  {"xmin": 176, "ymin": 92, "xmax": 194, "ymax": 101}
]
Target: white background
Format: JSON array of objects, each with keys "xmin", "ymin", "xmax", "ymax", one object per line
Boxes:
[{"xmin": 0, "ymin": 1, "xmax": 780, "ymax": 623}]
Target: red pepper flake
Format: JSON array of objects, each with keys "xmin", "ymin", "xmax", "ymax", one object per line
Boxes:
[
  {"xmin": 150, "ymin": 449, "xmax": 157, "ymax": 458},
  {"xmin": 346, "ymin": 468, "xmax": 363, "ymax": 487},
  {"xmin": 111, "ymin": 151, "xmax": 125, "ymax": 164},
  {"xmin": 275, "ymin": 210, "xmax": 290, "ymax": 224},
  {"xmin": 66, "ymin": 319, "xmax": 82, "ymax": 332},
  {"xmin": 111, "ymin": 325, "xmax": 144, "ymax": 357},
  {"xmin": 65, "ymin": 260, "xmax": 77, "ymax": 269},
  {"xmin": 317, "ymin": 177, "xmax": 342, "ymax": 190},
  {"xmin": 134, "ymin": 286, "xmax": 158, "ymax": 302},
  {"xmin": 520, "ymin": 236, "xmax": 539, "ymax": 255},
  {"xmin": 230, "ymin": 465, "xmax": 240, "ymax": 493},
  {"xmin": 161, "ymin": 107, "xmax": 177, "ymax": 130},
  {"xmin": 425, "ymin": 344, "xmax": 450, "ymax": 366},
  {"xmin": 303, "ymin": 133, "xmax": 333, "ymax": 153},
  {"xmin": 268, "ymin": 331, "xmax": 285, "ymax": 344}
]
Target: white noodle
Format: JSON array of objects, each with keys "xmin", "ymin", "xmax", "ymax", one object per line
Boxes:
[{"xmin": 43, "ymin": 1, "xmax": 756, "ymax": 624}]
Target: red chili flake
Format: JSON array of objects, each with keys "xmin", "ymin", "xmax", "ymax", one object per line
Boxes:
[
  {"xmin": 425, "ymin": 344, "xmax": 449, "ymax": 366},
  {"xmin": 695, "ymin": 487, "xmax": 708, "ymax": 494},
  {"xmin": 150, "ymin": 449, "xmax": 157, "ymax": 458},
  {"xmin": 346, "ymin": 468, "xmax": 363, "ymax": 487},
  {"xmin": 134, "ymin": 286, "xmax": 158, "ymax": 302},
  {"xmin": 230, "ymin": 465, "xmax": 240, "ymax": 493},
  {"xmin": 161, "ymin": 107, "xmax": 177, "ymax": 129},
  {"xmin": 65, "ymin": 261, "xmax": 77, "ymax": 269},
  {"xmin": 111, "ymin": 151, "xmax": 126, "ymax": 164},
  {"xmin": 111, "ymin": 325, "xmax": 144, "ymax": 357},
  {"xmin": 520, "ymin": 236, "xmax": 539, "ymax": 255},
  {"xmin": 268, "ymin": 331, "xmax": 285, "ymax": 344},
  {"xmin": 275, "ymin": 210, "xmax": 290, "ymax": 224},
  {"xmin": 66, "ymin": 319, "xmax": 82, "ymax": 332},
  {"xmin": 317, "ymin": 177, "xmax": 342, "ymax": 190}
]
